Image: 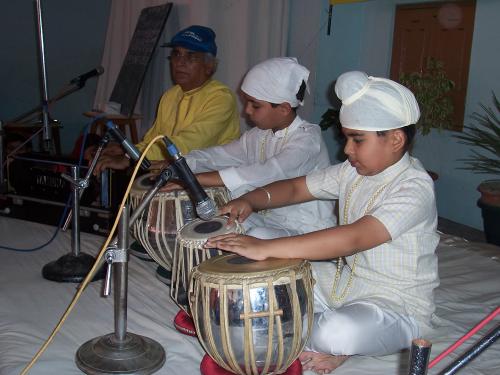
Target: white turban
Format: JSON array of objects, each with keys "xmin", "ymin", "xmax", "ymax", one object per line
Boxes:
[
  {"xmin": 335, "ymin": 71, "xmax": 420, "ymax": 131},
  {"xmin": 241, "ymin": 57, "xmax": 310, "ymax": 107}
]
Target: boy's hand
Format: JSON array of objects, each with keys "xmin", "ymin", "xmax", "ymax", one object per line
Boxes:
[
  {"xmin": 204, "ymin": 234, "xmax": 268, "ymax": 261},
  {"xmin": 102, "ymin": 142, "xmax": 125, "ymax": 156},
  {"xmin": 84, "ymin": 142, "xmax": 124, "ymax": 162},
  {"xmin": 149, "ymin": 160, "xmax": 170, "ymax": 172},
  {"xmin": 93, "ymin": 154, "xmax": 130, "ymax": 175},
  {"xmin": 219, "ymin": 198, "xmax": 253, "ymax": 226},
  {"xmin": 83, "ymin": 145, "xmax": 97, "ymax": 162}
]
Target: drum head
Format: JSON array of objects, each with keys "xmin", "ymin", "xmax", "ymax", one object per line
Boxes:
[
  {"xmin": 179, "ymin": 216, "xmax": 235, "ymax": 241},
  {"xmin": 132, "ymin": 173, "xmax": 160, "ymax": 192},
  {"xmin": 197, "ymin": 253, "xmax": 303, "ymax": 276},
  {"xmin": 131, "ymin": 173, "xmax": 188, "ymax": 197}
]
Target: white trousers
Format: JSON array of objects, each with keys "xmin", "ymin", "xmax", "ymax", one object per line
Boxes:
[
  {"xmin": 306, "ymin": 298, "xmax": 420, "ymax": 356},
  {"xmin": 241, "ymin": 216, "xmax": 419, "ymax": 356}
]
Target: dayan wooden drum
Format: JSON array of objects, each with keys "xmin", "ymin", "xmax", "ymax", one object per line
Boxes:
[
  {"xmin": 189, "ymin": 254, "xmax": 314, "ymax": 375},
  {"xmin": 171, "ymin": 216, "xmax": 243, "ymax": 312},
  {"xmin": 129, "ymin": 173, "xmax": 231, "ymax": 270}
]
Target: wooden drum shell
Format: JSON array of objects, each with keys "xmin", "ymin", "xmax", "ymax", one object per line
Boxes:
[
  {"xmin": 171, "ymin": 217, "xmax": 243, "ymax": 312},
  {"xmin": 129, "ymin": 173, "xmax": 230, "ymax": 270}
]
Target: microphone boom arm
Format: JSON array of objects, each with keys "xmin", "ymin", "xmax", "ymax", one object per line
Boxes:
[
  {"xmin": 61, "ymin": 133, "xmax": 111, "ymax": 231},
  {"xmin": 7, "ymin": 67, "xmax": 104, "ymax": 124}
]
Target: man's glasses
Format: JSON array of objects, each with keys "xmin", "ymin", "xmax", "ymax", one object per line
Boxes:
[{"xmin": 168, "ymin": 51, "xmax": 205, "ymax": 64}]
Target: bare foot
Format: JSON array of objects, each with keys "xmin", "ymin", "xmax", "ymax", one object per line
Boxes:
[{"xmin": 299, "ymin": 351, "xmax": 349, "ymax": 374}]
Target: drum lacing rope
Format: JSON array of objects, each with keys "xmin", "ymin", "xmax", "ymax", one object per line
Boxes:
[
  {"xmin": 220, "ymin": 282, "xmax": 241, "ymax": 373},
  {"xmin": 131, "ymin": 187, "xmax": 232, "ymax": 270},
  {"xmin": 171, "ymin": 220, "xmax": 243, "ymax": 309}
]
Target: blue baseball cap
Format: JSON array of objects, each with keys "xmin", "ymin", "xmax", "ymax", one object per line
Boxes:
[{"xmin": 163, "ymin": 25, "xmax": 217, "ymax": 57}]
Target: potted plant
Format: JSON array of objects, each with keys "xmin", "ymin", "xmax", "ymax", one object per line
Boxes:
[
  {"xmin": 399, "ymin": 58, "xmax": 456, "ymax": 181},
  {"xmin": 455, "ymin": 93, "xmax": 500, "ymax": 246},
  {"xmin": 399, "ymin": 57, "xmax": 455, "ymax": 136}
]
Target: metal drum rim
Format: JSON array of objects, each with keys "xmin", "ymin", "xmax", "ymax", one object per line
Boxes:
[
  {"xmin": 195, "ymin": 254, "xmax": 308, "ymax": 277},
  {"xmin": 131, "ymin": 173, "xmax": 191, "ymax": 196},
  {"xmin": 177, "ymin": 216, "xmax": 239, "ymax": 242}
]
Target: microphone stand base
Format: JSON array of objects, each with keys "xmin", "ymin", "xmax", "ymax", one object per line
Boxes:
[
  {"xmin": 42, "ymin": 253, "xmax": 105, "ymax": 283},
  {"xmin": 76, "ymin": 332, "xmax": 166, "ymax": 375}
]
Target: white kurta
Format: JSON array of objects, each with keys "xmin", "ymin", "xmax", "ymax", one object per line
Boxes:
[
  {"xmin": 186, "ymin": 116, "xmax": 336, "ymax": 235},
  {"xmin": 306, "ymin": 153, "xmax": 440, "ymax": 331}
]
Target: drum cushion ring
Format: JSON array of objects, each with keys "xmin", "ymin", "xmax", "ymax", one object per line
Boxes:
[
  {"xmin": 200, "ymin": 355, "xmax": 303, "ymax": 375},
  {"xmin": 173, "ymin": 310, "xmax": 197, "ymax": 337},
  {"xmin": 129, "ymin": 241, "xmax": 154, "ymax": 262}
]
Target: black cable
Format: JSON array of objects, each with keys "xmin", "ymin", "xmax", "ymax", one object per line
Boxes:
[{"xmin": 0, "ymin": 122, "xmax": 93, "ymax": 252}]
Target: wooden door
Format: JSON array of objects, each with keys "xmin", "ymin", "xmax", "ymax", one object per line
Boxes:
[{"xmin": 390, "ymin": 1, "xmax": 476, "ymax": 131}]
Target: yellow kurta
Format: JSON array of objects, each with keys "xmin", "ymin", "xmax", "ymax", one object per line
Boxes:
[{"xmin": 136, "ymin": 79, "xmax": 240, "ymax": 159}]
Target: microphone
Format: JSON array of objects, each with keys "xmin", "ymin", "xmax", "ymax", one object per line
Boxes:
[
  {"xmin": 70, "ymin": 66, "xmax": 104, "ymax": 87},
  {"xmin": 163, "ymin": 136, "xmax": 217, "ymax": 220},
  {"xmin": 105, "ymin": 121, "xmax": 151, "ymax": 170}
]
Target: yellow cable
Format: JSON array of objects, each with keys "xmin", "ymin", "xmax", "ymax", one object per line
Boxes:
[{"xmin": 20, "ymin": 135, "xmax": 166, "ymax": 375}]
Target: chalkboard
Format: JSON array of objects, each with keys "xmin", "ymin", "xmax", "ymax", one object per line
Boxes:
[{"xmin": 109, "ymin": 3, "xmax": 172, "ymax": 117}]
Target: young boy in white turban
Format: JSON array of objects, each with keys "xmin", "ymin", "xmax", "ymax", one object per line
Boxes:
[
  {"xmin": 165, "ymin": 57, "xmax": 336, "ymax": 239},
  {"xmin": 206, "ymin": 71, "xmax": 440, "ymax": 374}
]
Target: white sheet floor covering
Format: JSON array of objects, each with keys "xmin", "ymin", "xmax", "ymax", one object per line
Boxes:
[{"xmin": 0, "ymin": 216, "xmax": 499, "ymax": 375}]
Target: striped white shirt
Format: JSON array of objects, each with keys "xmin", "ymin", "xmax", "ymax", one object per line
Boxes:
[{"xmin": 306, "ymin": 153, "xmax": 439, "ymax": 329}]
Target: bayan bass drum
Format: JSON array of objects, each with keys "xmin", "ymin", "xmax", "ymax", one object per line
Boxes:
[{"xmin": 189, "ymin": 254, "xmax": 313, "ymax": 375}]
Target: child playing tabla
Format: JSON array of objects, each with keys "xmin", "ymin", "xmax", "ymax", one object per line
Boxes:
[
  {"xmin": 206, "ymin": 71, "xmax": 440, "ymax": 374},
  {"xmin": 165, "ymin": 57, "xmax": 336, "ymax": 238}
]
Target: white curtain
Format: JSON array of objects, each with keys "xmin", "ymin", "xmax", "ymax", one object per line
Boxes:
[{"xmin": 94, "ymin": 0, "xmax": 290, "ymax": 137}]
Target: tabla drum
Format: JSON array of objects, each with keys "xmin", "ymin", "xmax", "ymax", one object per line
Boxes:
[
  {"xmin": 171, "ymin": 216, "xmax": 243, "ymax": 312},
  {"xmin": 129, "ymin": 173, "xmax": 231, "ymax": 270},
  {"xmin": 189, "ymin": 254, "xmax": 314, "ymax": 375}
]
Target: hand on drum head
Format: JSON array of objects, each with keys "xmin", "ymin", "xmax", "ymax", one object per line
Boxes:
[
  {"xmin": 93, "ymin": 154, "xmax": 130, "ymax": 175},
  {"xmin": 84, "ymin": 142, "xmax": 124, "ymax": 162},
  {"xmin": 218, "ymin": 198, "xmax": 253, "ymax": 226},
  {"xmin": 83, "ymin": 145, "xmax": 97, "ymax": 162},
  {"xmin": 204, "ymin": 233, "xmax": 269, "ymax": 261},
  {"xmin": 149, "ymin": 159, "xmax": 170, "ymax": 172}
]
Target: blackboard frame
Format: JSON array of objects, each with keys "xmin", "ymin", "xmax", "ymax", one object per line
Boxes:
[{"xmin": 109, "ymin": 3, "xmax": 172, "ymax": 117}]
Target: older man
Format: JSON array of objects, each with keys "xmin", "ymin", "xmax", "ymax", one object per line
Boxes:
[{"xmin": 93, "ymin": 25, "xmax": 240, "ymax": 173}]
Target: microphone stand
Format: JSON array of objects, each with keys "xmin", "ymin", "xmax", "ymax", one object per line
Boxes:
[
  {"xmin": 76, "ymin": 167, "xmax": 173, "ymax": 374},
  {"xmin": 407, "ymin": 339, "xmax": 432, "ymax": 375},
  {"xmin": 60, "ymin": 133, "xmax": 111, "ymax": 231},
  {"xmin": 5, "ymin": 5, "xmax": 102, "ymax": 156},
  {"xmin": 34, "ymin": 0, "xmax": 52, "ymax": 152},
  {"xmin": 41, "ymin": 134, "xmax": 111, "ymax": 282},
  {"xmin": 6, "ymin": 82, "xmax": 92, "ymax": 125},
  {"xmin": 4, "ymin": 76, "xmax": 95, "ymax": 157},
  {"xmin": 0, "ymin": 121, "xmax": 7, "ymax": 194}
]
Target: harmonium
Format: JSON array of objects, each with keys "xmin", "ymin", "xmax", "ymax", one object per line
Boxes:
[{"xmin": 1, "ymin": 152, "xmax": 127, "ymax": 235}]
